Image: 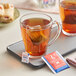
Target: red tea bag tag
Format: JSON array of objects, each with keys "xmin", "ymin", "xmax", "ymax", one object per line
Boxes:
[
  {"xmin": 22, "ymin": 52, "xmax": 29, "ymax": 63},
  {"xmin": 42, "ymin": 51, "xmax": 70, "ymax": 73}
]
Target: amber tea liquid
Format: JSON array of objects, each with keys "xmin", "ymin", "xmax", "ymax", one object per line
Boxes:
[
  {"xmin": 59, "ymin": 1, "xmax": 76, "ymax": 34},
  {"xmin": 21, "ymin": 18, "xmax": 50, "ymax": 56}
]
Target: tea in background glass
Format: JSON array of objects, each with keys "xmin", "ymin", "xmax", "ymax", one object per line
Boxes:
[{"xmin": 59, "ymin": 0, "xmax": 76, "ymax": 36}]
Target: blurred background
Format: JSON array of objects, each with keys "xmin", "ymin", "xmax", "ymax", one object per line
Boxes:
[{"xmin": 0, "ymin": 0, "xmax": 59, "ymax": 13}]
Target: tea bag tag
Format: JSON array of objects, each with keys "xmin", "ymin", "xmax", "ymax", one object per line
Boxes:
[
  {"xmin": 42, "ymin": 51, "xmax": 70, "ymax": 73},
  {"xmin": 22, "ymin": 52, "xmax": 29, "ymax": 63}
]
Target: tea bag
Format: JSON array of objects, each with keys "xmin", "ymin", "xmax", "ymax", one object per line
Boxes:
[
  {"xmin": 27, "ymin": 26, "xmax": 47, "ymax": 44},
  {"xmin": 27, "ymin": 25, "xmax": 42, "ymax": 43},
  {"xmin": 27, "ymin": 18, "xmax": 47, "ymax": 44}
]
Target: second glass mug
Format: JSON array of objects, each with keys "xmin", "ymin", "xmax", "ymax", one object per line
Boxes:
[
  {"xmin": 59, "ymin": 0, "xmax": 76, "ymax": 36},
  {"xmin": 20, "ymin": 13, "xmax": 61, "ymax": 58}
]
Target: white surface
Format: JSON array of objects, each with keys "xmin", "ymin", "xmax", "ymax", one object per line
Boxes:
[{"xmin": 0, "ymin": 9, "xmax": 76, "ymax": 76}]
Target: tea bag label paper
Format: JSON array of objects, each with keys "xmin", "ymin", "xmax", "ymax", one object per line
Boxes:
[
  {"xmin": 22, "ymin": 52, "xmax": 29, "ymax": 63},
  {"xmin": 42, "ymin": 51, "xmax": 70, "ymax": 73}
]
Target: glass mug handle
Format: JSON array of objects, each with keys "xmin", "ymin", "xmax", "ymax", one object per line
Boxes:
[{"xmin": 48, "ymin": 21, "xmax": 62, "ymax": 46}]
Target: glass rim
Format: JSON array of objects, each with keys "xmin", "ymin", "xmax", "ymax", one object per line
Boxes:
[
  {"xmin": 20, "ymin": 13, "xmax": 53, "ymax": 30},
  {"xmin": 59, "ymin": 1, "xmax": 76, "ymax": 10}
]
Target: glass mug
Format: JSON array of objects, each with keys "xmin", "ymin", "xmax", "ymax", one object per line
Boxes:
[
  {"xmin": 38, "ymin": 0, "xmax": 56, "ymax": 8},
  {"xmin": 59, "ymin": 0, "xmax": 76, "ymax": 36},
  {"xmin": 20, "ymin": 13, "xmax": 61, "ymax": 58}
]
